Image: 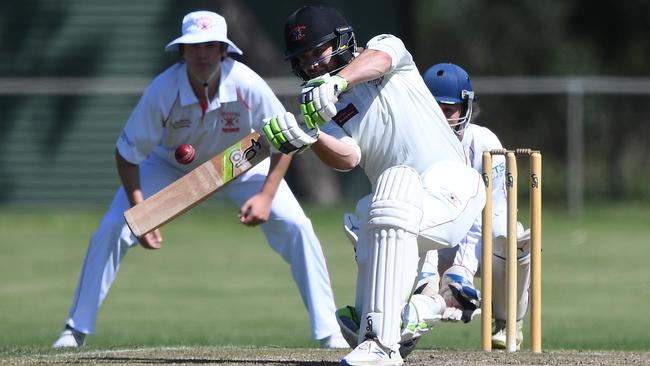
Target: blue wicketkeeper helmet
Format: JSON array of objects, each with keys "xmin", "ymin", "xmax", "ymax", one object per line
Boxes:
[{"xmin": 423, "ymin": 63, "xmax": 475, "ymax": 135}]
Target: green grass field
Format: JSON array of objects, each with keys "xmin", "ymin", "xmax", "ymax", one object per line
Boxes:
[{"xmin": 0, "ymin": 201, "xmax": 648, "ymax": 353}]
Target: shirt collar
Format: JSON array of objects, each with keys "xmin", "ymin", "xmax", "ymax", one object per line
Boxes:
[{"xmin": 177, "ymin": 58, "xmax": 238, "ymax": 110}]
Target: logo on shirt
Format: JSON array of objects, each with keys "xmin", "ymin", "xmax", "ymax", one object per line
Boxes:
[
  {"xmin": 332, "ymin": 103, "xmax": 359, "ymax": 127},
  {"xmin": 171, "ymin": 119, "xmax": 191, "ymax": 129},
  {"xmin": 220, "ymin": 112, "xmax": 240, "ymax": 133}
]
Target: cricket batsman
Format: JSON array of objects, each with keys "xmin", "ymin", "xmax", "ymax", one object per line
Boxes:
[{"xmin": 262, "ymin": 5, "xmax": 486, "ymax": 365}]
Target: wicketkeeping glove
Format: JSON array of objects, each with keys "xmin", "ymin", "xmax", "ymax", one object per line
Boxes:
[
  {"xmin": 300, "ymin": 73, "xmax": 348, "ymax": 129},
  {"xmin": 262, "ymin": 112, "xmax": 319, "ymax": 155}
]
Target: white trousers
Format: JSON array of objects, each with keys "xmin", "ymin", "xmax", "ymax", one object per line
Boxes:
[{"xmin": 63, "ymin": 156, "xmax": 339, "ymax": 340}]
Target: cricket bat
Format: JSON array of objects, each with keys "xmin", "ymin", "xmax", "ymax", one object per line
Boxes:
[{"xmin": 124, "ymin": 131, "xmax": 269, "ymax": 237}]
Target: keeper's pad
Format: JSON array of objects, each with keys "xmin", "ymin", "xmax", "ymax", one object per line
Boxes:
[
  {"xmin": 492, "ymin": 223, "xmax": 530, "ymax": 259},
  {"xmin": 492, "ymin": 227, "xmax": 531, "ymax": 320},
  {"xmin": 418, "ymin": 161, "xmax": 486, "ymax": 251},
  {"xmin": 359, "ymin": 165, "xmax": 423, "ymax": 349}
]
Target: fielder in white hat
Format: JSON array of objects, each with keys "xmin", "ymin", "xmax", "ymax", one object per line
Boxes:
[
  {"xmin": 52, "ymin": 10, "xmax": 348, "ymax": 350},
  {"xmin": 165, "ymin": 11, "xmax": 243, "ymax": 54},
  {"xmin": 165, "ymin": 11, "xmax": 244, "ymax": 106}
]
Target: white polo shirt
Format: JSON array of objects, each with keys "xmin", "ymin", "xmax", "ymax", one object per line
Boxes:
[
  {"xmin": 463, "ymin": 123, "xmax": 508, "ymax": 236},
  {"xmin": 116, "ymin": 58, "xmax": 283, "ymax": 172},
  {"xmin": 322, "ymin": 34, "xmax": 466, "ymax": 187},
  {"xmin": 439, "ymin": 123, "xmax": 509, "ymax": 272}
]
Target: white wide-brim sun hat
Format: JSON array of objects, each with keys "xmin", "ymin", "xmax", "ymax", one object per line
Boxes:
[{"xmin": 165, "ymin": 11, "xmax": 243, "ymax": 55}]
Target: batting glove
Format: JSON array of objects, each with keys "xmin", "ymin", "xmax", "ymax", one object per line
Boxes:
[
  {"xmin": 300, "ymin": 73, "xmax": 348, "ymax": 129},
  {"xmin": 262, "ymin": 112, "xmax": 319, "ymax": 155}
]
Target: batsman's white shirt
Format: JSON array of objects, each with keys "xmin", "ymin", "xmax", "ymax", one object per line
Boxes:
[
  {"xmin": 322, "ymin": 34, "xmax": 466, "ymax": 187},
  {"xmin": 323, "ymin": 34, "xmax": 484, "ymax": 248},
  {"xmin": 64, "ymin": 58, "xmax": 340, "ymax": 341}
]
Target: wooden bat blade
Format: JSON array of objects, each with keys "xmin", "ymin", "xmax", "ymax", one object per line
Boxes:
[{"xmin": 124, "ymin": 132, "xmax": 269, "ymax": 237}]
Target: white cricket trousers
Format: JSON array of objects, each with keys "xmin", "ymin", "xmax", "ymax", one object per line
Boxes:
[{"xmin": 63, "ymin": 156, "xmax": 339, "ymax": 340}]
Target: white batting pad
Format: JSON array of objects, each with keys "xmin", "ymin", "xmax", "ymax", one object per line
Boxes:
[
  {"xmin": 418, "ymin": 161, "xmax": 486, "ymax": 250},
  {"xmin": 359, "ymin": 166, "xmax": 423, "ymax": 348},
  {"xmin": 343, "ymin": 212, "xmax": 360, "ymax": 247},
  {"xmin": 491, "ymin": 224, "xmax": 531, "ymax": 321}
]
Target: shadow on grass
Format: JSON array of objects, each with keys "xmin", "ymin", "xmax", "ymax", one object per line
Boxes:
[{"xmin": 79, "ymin": 356, "xmax": 338, "ymax": 365}]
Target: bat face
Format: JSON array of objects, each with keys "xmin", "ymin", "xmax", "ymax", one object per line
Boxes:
[{"xmin": 124, "ymin": 132, "xmax": 269, "ymax": 237}]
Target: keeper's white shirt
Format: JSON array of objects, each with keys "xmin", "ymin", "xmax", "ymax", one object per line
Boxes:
[
  {"xmin": 322, "ymin": 34, "xmax": 466, "ymax": 187},
  {"xmin": 438, "ymin": 123, "xmax": 508, "ymax": 273},
  {"xmin": 116, "ymin": 58, "xmax": 281, "ymax": 171},
  {"xmin": 463, "ymin": 123, "xmax": 508, "ymax": 236}
]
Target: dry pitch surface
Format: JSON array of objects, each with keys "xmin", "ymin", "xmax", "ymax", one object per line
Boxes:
[{"xmin": 4, "ymin": 347, "xmax": 650, "ymax": 366}]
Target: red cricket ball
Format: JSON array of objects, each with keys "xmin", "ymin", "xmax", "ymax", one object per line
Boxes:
[{"xmin": 175, "ymin": 143, "xmax": 196, "ymax": 165}]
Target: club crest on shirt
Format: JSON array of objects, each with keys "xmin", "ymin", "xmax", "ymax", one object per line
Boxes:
[
  {"xmin": 170, "ymin": 119, "xmax": 191, "ymax": 129},
  {"xmin": 332, "ymin": 103, "xmax": 359, "ymax": 127},
  {"xmin": 220, "ymin": 112, "xmax": 240, "ymax": 133}
]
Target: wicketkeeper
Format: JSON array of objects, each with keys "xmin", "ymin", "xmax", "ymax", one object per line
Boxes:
[{"xmin": 422, "ymin": 62, "xmax": 532, "ymax": 350}]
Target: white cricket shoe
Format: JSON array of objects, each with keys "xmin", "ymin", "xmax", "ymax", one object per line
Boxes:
[
  {"xmin": 52, "ymin": 326, "xmax": 86, "ymax": 348},
  {"xmin": 336, "ymin": 305, "xmax": 422, "ymax": 359},
  {"xmin": 320, "ymin": 331, "xmax": 350, "ymax": 349},
  {"xmin": 341, "ymin": 339, "xmax": 403, "ymax": 366},
  {"xmin": 491, "ymin": 319, "xmax": 523, "ymax": 350}
]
